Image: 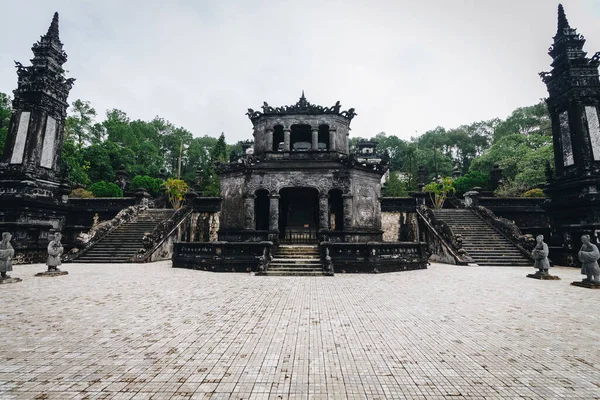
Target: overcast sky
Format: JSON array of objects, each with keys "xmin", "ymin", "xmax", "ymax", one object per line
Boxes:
[{"xmin": 1, "ymin": 0, "xmax": 599, "ymax": 143}]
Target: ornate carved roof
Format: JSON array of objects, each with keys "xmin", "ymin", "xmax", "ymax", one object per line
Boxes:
[
  {"xmin": 13, "ymin": 12, "xmax": 75, "ymax": 113},
  {"xmin": 539, "ymin": 4, "xmax": 600, "ymax": 100},
  {"xmin": 246, "ymin": 92, "xmax": 357, "ymax": 122}
]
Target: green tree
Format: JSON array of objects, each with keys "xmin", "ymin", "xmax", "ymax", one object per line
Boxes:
[
  {"xmin": 130, "ymin": 175, "xmax": 163, "ymax": 197},
  {"xmin": 89, "ymin": 181, "xmax": 123, "ymax": 197},
  {"xmin": 0, "ymin": 92, "xmax": 12, "ymax": 155},
  {"xmin": 493, "ymin": 101, "xmax": 550, "ymax": 143},
  {"xmin": 64, "ymin": 99, "xmax": 97, "ymax": 150},
  {"xmin": 452, "ymin": 171, "xmax": 490, "ymax": 195},
  {"xmin": 382, "ymin": 171, "xmax": 408, "ymax": 197}
]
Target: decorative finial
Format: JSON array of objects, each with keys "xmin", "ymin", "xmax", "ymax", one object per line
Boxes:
[
  {"xmin": 557, "ymin": 4, "xmax": 571, "ymax": 32},
  {"xmin": 47, "ymin": 12, "xmax": 60, "ymax": 38},
  {"xmin": 301, "ymin": 90, "xmax": 306, "ymax": 99}
]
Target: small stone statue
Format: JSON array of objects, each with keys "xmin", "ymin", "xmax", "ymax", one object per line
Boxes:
[
  {"xmin": 47, "ymin": 233, "xmax": 64, "ymax": 271},
  {"xmin": 256, "ymin": 247, "xmax": 269, "ymax": 274},
  {"xmin": 0, "ymin": 232, "xmax": 20, "ymax": 283},
  {"xmin": 578, "ymin": 235, "xmax": 600, "ymax": 285},
  {"xmin": 36, "ymin": 233, "xmax": 68, "ymax": 277},
  {"xmin": 527, "ymin": 235, "xmax": 558, "ymax": 280},
  {"xmin": 323, "ymin": 248, "xmax": 334, "ymax": 276}
]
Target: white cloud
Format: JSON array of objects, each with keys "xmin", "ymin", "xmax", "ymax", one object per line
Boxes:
[{"xmin": 1, "ymin": 0, "xmax": 599, "ymax": 142}]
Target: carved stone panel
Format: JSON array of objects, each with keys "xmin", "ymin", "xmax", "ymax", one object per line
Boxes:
[
  {"xmin": 585, "ymin": 106, "xmax": 600, "ymax": 161},
  {"xmin": 40, "ymin": 116, "xmax": 57, "ymax": 168},
  {"xmin": 559, "ymin": 111, "xmax": 574, "ymax": 167},
  {"xmin": 10, "ymin": 112, "xmax": 31, "ymax": 164}
]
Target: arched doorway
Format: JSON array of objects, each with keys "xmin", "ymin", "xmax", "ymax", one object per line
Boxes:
[
  {"xmin": 279, "ymin": 187, "xmax": 319, "ymax": 243},
  {"xmin": 254, "ymin": 189, "xmax": 269, "ymax": 231},
  {"xmin": 328, "ymin": 189, "xmax": 343, "ymax": 231}
]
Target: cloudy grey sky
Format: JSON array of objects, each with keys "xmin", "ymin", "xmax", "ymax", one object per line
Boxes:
[{"xmin": 1, "ymin": 0, "xmax": 599, "ymax": 143}]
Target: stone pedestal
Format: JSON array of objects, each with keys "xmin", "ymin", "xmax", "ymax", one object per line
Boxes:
[
  {"xmin": 35, "ymin": 270, "xmax": 68, "ymax": 277},
  {"xmin": 571, "ymin": 281, "xmax": 600, "ymax": 289},
  {"xmin": 0, "ymin": 277, "xmax": 22, "ymax": 284},
  {"xmin": 527, "ymin": 272, "xmax": 560, "ymax": 280}
]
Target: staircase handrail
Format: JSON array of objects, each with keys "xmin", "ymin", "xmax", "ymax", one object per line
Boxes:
[
  {"xmin": 133, "ymin": 206, "xmax": 194, "ymax": 262},
  {"xmin": 416, "ymin": 205, "xmax": 475, "ymax": 265},
  {"xmin": 64, "ymin": 204, "xmax": 148, "ymax": 262},
  {"xmin": 471, "ymin": 206, "xmax": 535, "ymax": 260}
]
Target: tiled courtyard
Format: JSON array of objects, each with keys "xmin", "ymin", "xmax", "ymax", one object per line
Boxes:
[{"xmin": 0, "ymin": 262, "xmax": 599, "ymax": 400}]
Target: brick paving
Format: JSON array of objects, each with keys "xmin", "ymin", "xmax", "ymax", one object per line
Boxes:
[{"xmin": 0, "ymin": 262, "xmax": 599, "ymax": 400}]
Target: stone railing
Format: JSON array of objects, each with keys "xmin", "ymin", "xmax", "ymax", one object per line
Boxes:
[
  {"xmin": 320, "ymin": 242, "xmax": 429, "ymax": 273},
  {"xmin": 64, "ymin": 203, "xmax": 147, "ymax": 262},
  {"xmin": 135, "ymin": 206, "xmax": 194, "ymax": 262},
  {"xmin": 472, "ymin": 206, "xmax": 536, "ymax": 258},
  {"xmin": 416, "ymin": 205, "xmax": 474, "ymax": 265},
  {"xmin": 172, "ymin": 241, "xmax": 274, "ymax": 272}
]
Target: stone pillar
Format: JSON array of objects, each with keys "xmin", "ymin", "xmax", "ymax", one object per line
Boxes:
[
  {"xmin": 342, "ymin": 194, "xmax": 353, "ymax": 230},
  {"xmin": 269, "ymin": 194, "xmax": 280, "ymax": 232},
  {"xmin": 283, "ymin": 129, "xmax": 291, "ymax": 152},
  {"xmin": 319, "ymin": 194, "xmax": 329, "ymax": 230},
  {"xmin": 329, "ymin": 129, "xmax": 336, "ymax": 152},
  {"xmin": 243, "ymin": 194, "xmax": 256, "ymax": 229},
  {"xmin": 312, "ymin": 129, "xmax": 319, "ymax": 151},
  {"xmin": 266, "ymin": 128, "xmax": 273, "ymax": 152}
]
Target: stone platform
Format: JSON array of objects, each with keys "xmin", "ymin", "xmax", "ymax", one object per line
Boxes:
[
  {"xmin": 0, "ymin": 262, "xmax": 599, "ymax": 399},
  {"xmin": 527, "ymin": 272, "xmax": 561, "ymax": 280},
  {"xmin": 34, "ymin": 270, "xmax": 69, "ymax": 277},
  {"xmin": 0, "ymin": 277, "xmax": 22, "ymax": 284},
  {"xmin": 571, "ymin": 281, "xmax": 600, "ymax": 289}
]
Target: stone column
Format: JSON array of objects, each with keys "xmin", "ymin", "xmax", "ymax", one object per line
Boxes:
[
  {"xmin": 319, "ymin": 194, "xmax": 329, "ymax": 230},
  {"xmin": 243, "ymin": 194, "xmax": 256, "ymax": 229},
  {"xmin": 342, "ymin": 194, "xmax": 353, "ymax": 230},
  {"xmin": 265, "ymin": 128, "xmax": 273, "ymax": 152},
  {"xmin": 329, "ymin": 129, "xmax": 336, "ymax": 152},
  {"xmin": 269, "ymin": 194, "xmax": 280, "ymax": 232},
  {"xmin": 312, "ymin": 128, "xmax": 319, "ymax": 151},
  {"xmin": 283, "ymin": 129, "xmax": 291, "ymax": 152}
]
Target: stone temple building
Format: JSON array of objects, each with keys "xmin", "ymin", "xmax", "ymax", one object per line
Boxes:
[{"xmin": 217, "ymin": 93, "xmax": 387, "ymax": 244}]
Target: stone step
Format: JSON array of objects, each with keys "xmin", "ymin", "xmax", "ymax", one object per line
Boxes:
[{"xmin": 264, "ymin": 272, "xmax": 325, "ymax": 276}]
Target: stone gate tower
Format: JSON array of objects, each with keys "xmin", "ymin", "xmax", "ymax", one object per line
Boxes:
[
  {"xmin": 541, "ymin": 4, "xmax": 600, "ymax": 263},
  {"xmin": 0, "ymin": 13, "xmax": 74, "ymax": 260}
]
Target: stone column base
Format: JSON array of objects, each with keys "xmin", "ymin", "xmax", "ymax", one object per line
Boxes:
[
  {"xmin": 571, "ymin": 281, "xmax": 600, "ymax": 289},
  {"xmin": 35, "ymin": 270, "xmax": 69, "ymax": 277},
  {"xmin": 0, "ymin": 277, "xmax": 22, "ymax": 284}
]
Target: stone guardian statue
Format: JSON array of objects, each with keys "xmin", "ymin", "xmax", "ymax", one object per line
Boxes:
[
  {"xmin": 527, "ymin": 235, "xmax": 558, "ymax": 280},
  {"xmin": 36, "ymin": 232, "xmax": 68, "ymax": 277},
  {"xmin": 0, "ymin": 232, "xmax": 21, "ymax": 283},
  {"xmin": 573, "ymin": 235, "xmax": 600, "ymax": 288}
]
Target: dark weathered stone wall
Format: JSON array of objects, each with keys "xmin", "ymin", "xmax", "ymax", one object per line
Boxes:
[{"xmin": 478, "ymin": 197, "xmax": 550, "ymax": 236}]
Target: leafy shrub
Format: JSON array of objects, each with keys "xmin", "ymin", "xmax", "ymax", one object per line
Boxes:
[
  {"xmin": 424, "ymin": 176, "xmax": 455, "ymax": 209},
  {"xmin": 130, "ymin": 175, "xmax": 163, "ymax": 197},
  {"xmin": 453, "ymin": 171, "xmax": 490, "ymax": 195},
  {"xmin": 164, "ymin": 178, "xmax": 188, "ymax": 209},
  {"xmin": 89, "ymin": 181, "xmax": 123, "ymax": 198},
  {"xmin": 522, "ymin": 188, "xmax": 544, "ymax": 198},
  {"xmin": 68, "ymin": 188, "xmax": 94, "ymax": 198},
  {"xmin": 493, "ymin": 181, "xmax": 529, "ymax": 198}
]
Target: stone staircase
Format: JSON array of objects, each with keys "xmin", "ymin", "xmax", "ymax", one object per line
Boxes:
[
  {"xmin": 265, "ymin": 245, "xmax": 324, "ymax": 276},
  {"xmin": 73, "ymin": 209, "xmax": 175, "ymax": 263},
  {"xmin": 432, "ymin": 209, "xmax": 532, "ymax": 266}
]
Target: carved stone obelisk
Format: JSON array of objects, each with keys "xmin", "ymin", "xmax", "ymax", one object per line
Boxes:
[
  {"xmin": 541, "ymin": 4, "xmax": 600, "ymax": 266},
  {"xmin": 0, "ymin": 13, "xmax": 74, "ymax": 263}
]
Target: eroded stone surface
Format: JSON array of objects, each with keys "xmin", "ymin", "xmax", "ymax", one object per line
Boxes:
[{"xmin": 0, "ymin": 262, "xmax": 599, "ymax": 399}]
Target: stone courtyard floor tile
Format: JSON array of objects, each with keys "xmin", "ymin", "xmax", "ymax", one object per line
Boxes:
[{"xmin": 0, "ymin": 261, "xmax": 599, "ymax": 399}]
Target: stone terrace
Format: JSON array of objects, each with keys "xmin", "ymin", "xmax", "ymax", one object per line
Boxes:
[{"xmin": 0, "ymin": 262, "xmax": 599, "ymax": 400}]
